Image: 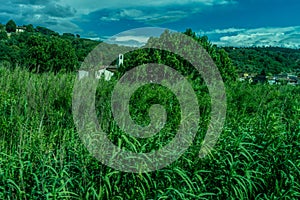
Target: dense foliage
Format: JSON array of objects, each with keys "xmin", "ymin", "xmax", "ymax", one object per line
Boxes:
[
  {"xmin": 113, "ymin": 29, "xmax": 237, "ymax": 83},
  {"xmin": 5, "ymin": 20, "xmax": 16, "ymax": 33},
  {"xmin": 1, "ymin": 19, "xmax": 299, "ymax": 78},
  {"xmin": 224, "ymin": 46, "xmax": 300, "ymax": 75},
  {"xmin": 0, "ymin": 22, "xmax": 100, "ymax": 73},
  {"xmin": 0, "ymin": 67, "xmax": 299, "ymax": 199}
]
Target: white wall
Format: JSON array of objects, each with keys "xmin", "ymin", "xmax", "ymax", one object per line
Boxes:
[
  {"xmin": 78, "ymin": 70, "xmax": 89, "ymax": 80},
  {"xmin": 79, "ymin": 69, "xmax": 114, "ymax": 81}
]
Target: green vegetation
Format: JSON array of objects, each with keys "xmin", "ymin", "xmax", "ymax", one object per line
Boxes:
[
  {"xmin": 0, "ymin": 24, "xmax": 299, "ymax": 199},
  {"xmin": 0, "ymin": 66, "xmax": 299, "ymax": 199},
  {"xmin": 5, "ymin": 20, "xmax": 16, "ymax": 33},
  {"xmin": 225, "ymin": 47, "xmax": 300, "ymax": 75},
  {"xmin": 114, "ymin": 29, "xmax": 237, "ymax": 84},
  {"xmin": 0, "ymin": 21, "xmax": 100, "ymax": 73}
]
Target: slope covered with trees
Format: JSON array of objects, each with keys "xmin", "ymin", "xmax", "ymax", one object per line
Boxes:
[
  {"xmin": 115, "ymin": 29, "xmax": 237, "ymax": 83},
  {"xmin": 1, "ymin": 20, "xmax": 299, "ymax": 79},
  {"xmin": 224, "ymin": 46, "xmax": 300, "ymax": 75},
  {"xmin": 0, "ymin": 20, "xmax": 101, "ymax": 73},
  {"xmin": 0, "ymin": 22, "xmax": 238, "ymax": 83}
]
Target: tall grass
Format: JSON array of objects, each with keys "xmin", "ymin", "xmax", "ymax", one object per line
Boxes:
[{"xmin": 0, "ymin": 67, "xmax": 299, "ymax": 199}]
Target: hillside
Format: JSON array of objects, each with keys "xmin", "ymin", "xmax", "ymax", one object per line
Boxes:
[
  {"xmin": 0, "ymin": 21, "xmax": 101, "ymax": 73},
  {"xmin": 224, "ymin": 46, "xmax": 300, "ymax": 76},
  {"xmin": 1, "ymin": 20, "xmax": 300, "ymax": 78}
]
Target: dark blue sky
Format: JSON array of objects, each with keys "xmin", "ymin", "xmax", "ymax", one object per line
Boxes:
[{"xmin": 1, "ymin": 0, "xmax": 300, "ymax": 47}]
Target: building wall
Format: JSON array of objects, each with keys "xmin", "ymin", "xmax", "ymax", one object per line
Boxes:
[
  {"xmin": 95, "ymin": 69, "xmax": 114, "ymax": 81},
  {"xmin": 78, "ymin": 69, "xmax": 114, "ymax": 81}
]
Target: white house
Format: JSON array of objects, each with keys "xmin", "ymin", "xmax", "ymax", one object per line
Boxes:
[
  {"xmin": 77, "ymin": 54, "xmax": 124, "ymax": 81},
  {"xmin": 16, "ymin": 26, "xmax": 26, "ymax": 33},
  {"xmin": 78, "ymin": 70, "xmax": 89, "ymax": 80},
  {"xmin": 95, "ymin": 69, "xmax": 114, "ymax": 81},
  {"xmin": 78, "ymin": 68, "xmax": 114, "ymax": 81}
]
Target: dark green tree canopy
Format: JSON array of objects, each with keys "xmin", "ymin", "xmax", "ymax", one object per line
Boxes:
[
  {"xmin": 25, "ymin": 24, "xmax": 34, "ymax": 32},
  {"xmin": 5, "ymin": 19, "xmax": 17, "ymax": 33},
  {"xmin": 62, "ymin": 33, "xmax": 75, "ymax": 38},
  {"xmin": 0, "ymin": 23, "xmax": 5, "ymax": 31},
  {"xmin": 0, "ymin": 21, "xmax": 298, "ymax": 78},
  {"xmin": 0, "ymin": 32, "xmax": 8, "ymax": 40},
  {"xmin": 24, "ymin": 35, "xmax": 78, "ymax": 73},
  {"xmin": 35, "ymin": 26, "xmax": 59, "ymax": 36},
  {"xmin": 224, "ymin": 46, "xmax": 300, "ymax": 74},
  {"xmin": 119, "ymin": 29, "xmax": 237, "ymax": 83},
  {"xmin": 0, "ymin": 21, "xmax": 101, "ymax": 72}
]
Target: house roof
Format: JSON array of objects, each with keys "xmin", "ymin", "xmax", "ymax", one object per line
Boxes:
[
  {"xmin": 16, "ymin": 26, "xmax": 26, "ymax": 30},
  {"xmin": 79, "ymin": 65, "xmax": 118, "ymax": 71}
]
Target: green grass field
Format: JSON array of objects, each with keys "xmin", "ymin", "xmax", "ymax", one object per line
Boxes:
[{"xmin": 0, "ymin": 67, "xmax": 299, "ymax": 199}]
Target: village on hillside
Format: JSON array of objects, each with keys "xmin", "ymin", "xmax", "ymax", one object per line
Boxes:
[{"xmin": 239, "ymin": 72, "xmax": 300, "ymax": 86}]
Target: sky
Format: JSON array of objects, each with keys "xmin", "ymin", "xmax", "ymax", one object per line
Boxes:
[{"xmin": 1, "ymin": 0, "xmax": 300, "ymax": 48}]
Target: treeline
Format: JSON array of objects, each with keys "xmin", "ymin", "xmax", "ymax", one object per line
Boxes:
[
  {"xmin": 0, "ymin": 20, "xmax": 101, "ymax": 73},
  {"xmin": 224, "ymin": 46, "xmax": 300, "ymax": 75},
  {"xmin": 1, "ymin": 19, "xmax": 300, "ymax": 77},
  {"xmin": 0, "ymin": 21, "xmax": 238, "ymax": 82},
  {"xmin": 114, "ymin": 29, "xmax": 237, "ymax": 83}
]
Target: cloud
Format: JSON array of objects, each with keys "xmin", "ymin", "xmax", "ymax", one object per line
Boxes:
[
  {"xmin": 99, "ymin": 9, "xmax": 190, "ymax": 25},
  {"xmin": 59, "ymin": 0, "xmax": 236, "ymax": 13},
  {"xmin": 0, "ymin": 0, "xmax": 81, "ymax": 34},
  {"xmin": 1, "ymin": 0, "xmax": 237, "ymax": 37},
  {"xmin": 107, "ymin": 35, "xmax": 150, "ymax": 47},
  {"xmin": 100, "ymin": 17, "xmax": 119, "ymax": 22},
  {"xmin": 11, "ymin": 0, "xmax": 57, "ymax": 5},
  {"xmin": 60, "ymin": 0, "xmax": 236, "ymax": 26},
  {"xmin": 201, "ymin": 28, "xmax": 246, "ymax": 34},
  {"xmin": 42, "ymin": 4, "xmax": 76, "ymax": 18},
  {"xmin": 105, "ymin": 27, "xmax": 166, "ymax": 47},
  {"xmin": 200, "ymin": 26, "xmax": 300, "ymax": 48},
  {"xmin": 114, "ymin": 35, "xmax": 150, "ymax": 43},
  {"xmin": 119, "ymin": 9, "xmax": 144, "ymax": 18}
]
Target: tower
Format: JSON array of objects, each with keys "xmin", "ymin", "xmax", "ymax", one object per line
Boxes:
[{"xmin": 117, "ymin": 54, "xmax": 124, "ymax": 67}]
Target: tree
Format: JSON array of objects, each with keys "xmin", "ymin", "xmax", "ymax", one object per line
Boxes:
[
  {"xmin": 185, "ymin": 28, "xmax": 196, "ymax": 38},
  {"xmin": 25, "ymin": 24, "xmax": 34, "ymax": 32},
  {"xmin": 6, "ymin": 20, "xmax": 17, "ymax": 33},
  {"xmin": 0, "ymin": 23, "xmax": 5, "ymax": 31},
  {"xmin": 25, "ymin": 35, "xmax": 51, "ymax": 72},
  {"xmin": 0, "ymin": 32, "xmax": 8, "ymax": 40},
  {"xmin": 48, "ymin": 37, "xmax": 78, "ymax": 73},
  {"xmin": 35, "ymin": 26, "xmax": 59, "ymax": 36},
  {"xmin": 216, "ymin": 49, "xmax": 238, "ymax": 82},
  {"xmin": 25, "ymin": 35, "xmax": 78, "ymax": 73},
  {"xmin": 0, "ymin": 41, "xmax": 20, "ymax": 68},
  {"xmin": 62, "ymin": 33, "xmax": 75, "ymax": 38},
  {"xmin": 183, "ymin": 29, "xmax": 237, "ymax": 82}
]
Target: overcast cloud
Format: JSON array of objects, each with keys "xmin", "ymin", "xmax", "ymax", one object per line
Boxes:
[
  {"xmin": 200, "ymin": 26, "xmax": 300, "ymax": 48},
  {"xmin": 1, "ymin": 0, "xmax": 300, "ymax": 48}
]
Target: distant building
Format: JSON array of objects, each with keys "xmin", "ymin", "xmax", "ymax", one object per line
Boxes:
[
  {"xmin": 78, "ymin": 67, "xmax": 114, "ymax": 81},
  {"xmin": 95, "ymin": 68, "xmax": 114, "ymax": 81},
  {"xmin": 287, "ymin": 75, "xmax": 299, "ymax": 86},
  {"xmin": 78, "ymin": 70, "xmax": 89, "ymax": 80},
  {"xmin": 16, "ymin": 26, "xmax": 26, "ymax": 33},
  {"xmin": 117, "ymin": 54, "xmax": 124, "ymax": 67},
  {"xmin": 267, "ymin": 77, "xmax": 276, "ymax": 85},
  {"xmin": 78, "ymin": 54, "xmax": 124, "ymax": 81},
  {"xmin": 252, "ymin": 74, "xmax": 267, "ymax": 84}
]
